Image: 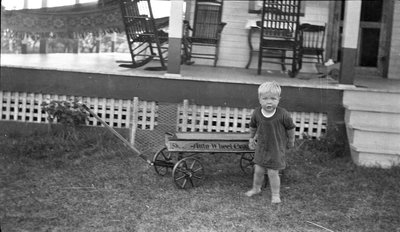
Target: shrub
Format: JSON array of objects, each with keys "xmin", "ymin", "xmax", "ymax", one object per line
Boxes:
[
  {"xmin": 41, "ymin": 98, "xmax": 89, "ymax": 140},
  {"xmin": 41, "ymin": 98, "xmax": 88, "ymax": 127}
]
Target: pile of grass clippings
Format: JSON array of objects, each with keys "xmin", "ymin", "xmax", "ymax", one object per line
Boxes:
[{"xmin": 1, "ymin": 129, "xmax": 399, "ymax": 232}]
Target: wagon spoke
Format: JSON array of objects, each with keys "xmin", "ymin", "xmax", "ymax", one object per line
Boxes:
[
  {"xmin": 175, "ymin": 174, "xmax": 186, "ymax": 181},
  {"xmin": 160, "ymin": 150, "xmax": 171, "ymax": 160},
  {"xmin": 189, "ymin": 160, "xmax": 196, "ymax": 169},
  {"xmin": 192, "ymin": 167, "xmax": 203, "ymax": 173},
  {"xmin": 181, "ymin": 178, "xmax": 188, "ymax": 188},
  {"xmin": 192, "ymin": 174, "xmax": 203, "ymax": 180},
  {"xmin": 240, "ymin": 153, "xmax": 255, "ymax": 174},
  {"xmin": 173, "ymin": 157, "xmax": 204, "ymax": 189},
  {"xmin": 153, "ymin": 147, "xmax": 176, "ymax": 176},
  {"xmin": 188, "ymin": 177, "xmax": 195, "ymax": 187}
]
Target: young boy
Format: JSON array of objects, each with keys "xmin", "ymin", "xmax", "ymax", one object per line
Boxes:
[{"xmin": 245, "ymin": 81, "xmax": 296, "ymax": 204}]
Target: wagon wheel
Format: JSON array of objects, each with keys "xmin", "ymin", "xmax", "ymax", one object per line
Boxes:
[
  {"xmin": 153, "ymin": 147, "xmax": 176, "ymax": 176},
  {"xmin": 172, "ymin": 157, "xmax": 204, "ymax": 189},
  {"xmin": 240, "ymin": 152, "xmax": 255, "ymax": 174}
]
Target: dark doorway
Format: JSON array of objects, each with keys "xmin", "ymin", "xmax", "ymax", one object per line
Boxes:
[
  {"xmin": 359, "ymin": 28, "xmax": 380, "ymax": 67},
  {"xmin": 358, "ymin": 0, "xmax": 382, "ymax": 67},
  {"xmin": 328, "ymin": 0, "xmax": 393, "ymax": 76}
]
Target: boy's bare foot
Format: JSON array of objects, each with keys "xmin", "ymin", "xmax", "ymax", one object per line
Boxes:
[
  {"xmin": 245, "ymin": 189, "xmax": 261, "ymax": 197},
  {"xmin": 271, "ymin": 196, "xmax": 282, "ymax": 204}
]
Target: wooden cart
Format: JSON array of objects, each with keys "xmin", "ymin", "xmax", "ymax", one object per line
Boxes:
[
  {"xmin": 153, "ymin": 132, "xmax": 255, "ymax": 189},
  {"xmin": 81, "ymin": 104, "xmax": 255, "ymax": 189}
]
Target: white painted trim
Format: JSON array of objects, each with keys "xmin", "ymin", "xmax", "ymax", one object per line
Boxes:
[
  {"xmin": 169, "ymin": 0, "xmax": 183, "ymax": 38},
  {"xmin": 164, "ymin": 73, "xmax": 182, "ymax": 79},
  {"xmin": 342, "ymin": 0, "xmax": 362, "ymax": 49},
  {"xmin": 42, "ymin": 0, "xmax": 47, "ymax": 8}
]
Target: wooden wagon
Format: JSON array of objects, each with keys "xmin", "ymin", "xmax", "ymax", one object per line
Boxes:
[
  {"xmin": 152, "ymin": 132, "xmax": 255, "ymax": 189},
  {"xmin": 81, "ymin": 104, "xmax": 255, "ymax": 189}
]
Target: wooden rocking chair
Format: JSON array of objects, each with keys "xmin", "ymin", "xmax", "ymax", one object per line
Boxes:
[
  {"xmin": 299, "ymin": 23, "xmax": 326, "ymax": 64},
  {"xmin": 184, "ymin": 0, "xmax": 226, "ymax": 67},
  {"xmin": 257, "ymin": 0, "xmax": 303, "ymax": 77},
  {"xmin": 118, "ymin": 0, "xmax": 168, "ymax": 70}
]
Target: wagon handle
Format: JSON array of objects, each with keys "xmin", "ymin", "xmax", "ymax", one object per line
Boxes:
[{"xmin": 80, "ymin": 103, "xmax": 153, "ymax": 166}]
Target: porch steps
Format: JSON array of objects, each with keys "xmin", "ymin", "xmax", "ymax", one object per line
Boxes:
[{"xmin": 343, "ymin": 90, "xmax": 400, "ymax": 168}]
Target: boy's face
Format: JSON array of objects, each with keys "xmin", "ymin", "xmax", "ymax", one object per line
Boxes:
[{"xmin": 259, "ymin": 92, "xmax": 280, "ymax": 113}]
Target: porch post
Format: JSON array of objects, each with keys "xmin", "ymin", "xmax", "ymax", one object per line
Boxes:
[
  {"xmin": 39, "ymin": 35, "xmax": 48, "ymax": 54},
  {"xmin": 21, "ymin": 0, "xmax": 29, "ymax": 54},
  {"xmin": 21, "ymin": 34, "xmax": 28, "ymax": 54},
  {"xmin": 339, "ymin": 0, "xmax": 362, "ymax": 85},
  {"xmin": 167, "ymin": 0, "xmax": 183, "ymax": 75},
  {"xmin": 111, "ymin": 32, "xmax": 117, "ymax": 52},
  {"xmin": 39, "ymin": 0, "xmax": 48, "ymax": 54},
  {"xmin": 41, "ymin": 0, "xmax": 48, "ymax": 8}
]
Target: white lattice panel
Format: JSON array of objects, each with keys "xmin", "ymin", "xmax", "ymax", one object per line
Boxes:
[
  {"xmin": 0, "ymin": 91, "xmax": 157, "ymax": 131},
  {"xmin": 177, "ymin": 100, "xmax": 327, "ymax": 139}
]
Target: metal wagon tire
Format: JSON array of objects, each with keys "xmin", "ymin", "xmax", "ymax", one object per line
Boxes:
[
  {"xmin": 240, "ymin": 152, "xmax": 255, "ymax": 174},
  {"xmin": 153, "ymin": 147, "xmax": 176, "ymax": 176},
  {"xmin": 172, "ymin": 157, "xmax": 205, "ymax": 189}
]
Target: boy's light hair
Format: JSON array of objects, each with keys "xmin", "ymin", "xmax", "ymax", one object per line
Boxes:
[{"xmin": 258, "ymin": 81, "xmax": 281, "ymax": 96}]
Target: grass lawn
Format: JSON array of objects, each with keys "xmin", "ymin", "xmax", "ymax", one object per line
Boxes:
[{"xmin": 1, "ymin": 128, "xmax": 399, "ymax": 232}]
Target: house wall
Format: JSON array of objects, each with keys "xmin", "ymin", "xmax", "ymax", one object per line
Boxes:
[
  {"xmin": 186, "ymin": 1, "xmax": 329, "ymax": 70},
  {"xmin": 388, "ymin": 0, "xmax": 400, "ymax": 79}
]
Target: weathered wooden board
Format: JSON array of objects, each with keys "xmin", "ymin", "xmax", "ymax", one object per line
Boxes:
[
  {"xmin": 173, "ymin": 132, "xmax": 251, "ymax": 140},
  {"xmin": 166, "ymin": 139, "xmax": 252, "ymax": 153}
]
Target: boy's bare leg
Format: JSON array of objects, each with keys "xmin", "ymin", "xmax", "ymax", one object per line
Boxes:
[
  {"xmin": 245, "ymin": 164, "xmax": 264, "ymax": 197},
  {"xmin": 267, "ymin": 169, "xmax": 281, "ymax": 203}
]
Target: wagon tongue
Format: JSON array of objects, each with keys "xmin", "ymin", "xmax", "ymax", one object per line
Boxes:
[
  {"xmin": 79, "ymin": 103, "xmax": 154, "ymax": 165},
  {"xmin": 153, "ymin": 160, "xmax": 175, "ymax": 168}
]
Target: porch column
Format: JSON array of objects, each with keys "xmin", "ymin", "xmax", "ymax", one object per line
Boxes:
[
  {"xmin": 21, "ymin": 34, "xmax": 28, "ymax": 54},
  {"xmin": 39, "ymin": 35, "xmax": 48, "ymax": 54},
  {"xmin": 39, "ymin": 0, "xmax": 48, "ymax": 54},
  {"xmin": 41, "ymin": 0, "xmax": 48, "ymax": 8},
  {"xmin": 339, "ymin": 0, "xmax": 362, "ymax": 85},
  {"xmin": 21, "ymin": 0, "xmax": 29, "ymax": 54},
  {"xmin": 111, "ymin": 32, "xmax": 117, "ymax": 52},
  {"xmin": 167, "ymin": 0, "xmax": 184, "ymax": 75}
]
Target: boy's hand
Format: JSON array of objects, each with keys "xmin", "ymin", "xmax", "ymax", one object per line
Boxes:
[
  {"xmin": 249, "ymin": 138, "xmax": 257, "ymax": 150},
  {"xmin": 286, "ymin": 140, "xmax": 295, "ymax": 149},
  {"xmin": 286, "ymin": 129, "xmax": 295, "ymax": 149}
]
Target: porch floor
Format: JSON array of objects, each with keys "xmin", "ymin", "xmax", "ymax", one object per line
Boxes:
[{"xmin": 1, "ymin": 53, "xmax": 399, "ymax": 92}]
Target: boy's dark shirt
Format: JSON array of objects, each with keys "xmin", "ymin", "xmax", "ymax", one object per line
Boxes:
[{"xmin": 250, "ymin": 106, "xmax": 296, "ymax": 170}]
